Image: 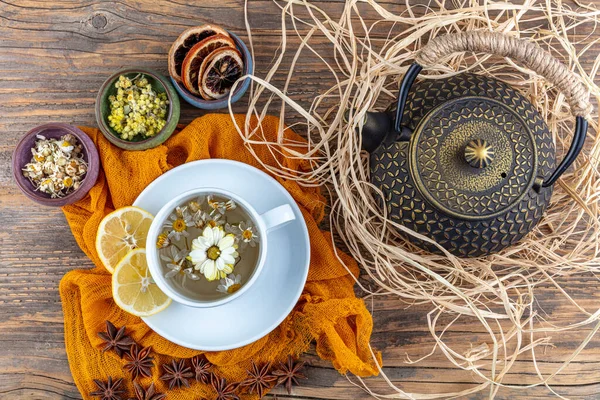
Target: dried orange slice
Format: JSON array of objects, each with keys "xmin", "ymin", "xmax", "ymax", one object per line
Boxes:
[
  {"xmin": 181, "ymin": 34, "xmax": 235, "ymax": 96},
  {"xmin": 199, "ymin": 47, "xmax": 244, "ymax": 100},
  {"xmin": 168, "ymin": 25, "xmax": 230, "ymax": 82}
]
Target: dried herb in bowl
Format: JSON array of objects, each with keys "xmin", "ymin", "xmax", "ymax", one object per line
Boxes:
[
  {"xmin": 96, "ymin": 68, "xmax": 180, "ymax": 151},
  {"xmin": 107, "ymin": 74, "xmax": 169, "ymax": 141},
  {"xmin": 22, "ymin": 133, "xmax": 88, "ymax": 198}
]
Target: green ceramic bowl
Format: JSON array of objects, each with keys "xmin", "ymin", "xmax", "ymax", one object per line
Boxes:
[{"xmin": 95, "ymin": 68, "xmax": 180, "ymax": 151}]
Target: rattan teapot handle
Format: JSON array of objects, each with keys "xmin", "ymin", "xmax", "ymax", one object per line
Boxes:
[
  {"xmin": 392, "ymin": 31, "xmax": 590, "ymax": 187},
  {"xmin": 415, "ymin": 31, "xmax": 591, "ymax": 117}
]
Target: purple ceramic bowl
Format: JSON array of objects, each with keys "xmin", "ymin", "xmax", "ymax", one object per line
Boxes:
[{"xmin": 12, "ymin": 123, "xmax": 100, "ymax": 207}]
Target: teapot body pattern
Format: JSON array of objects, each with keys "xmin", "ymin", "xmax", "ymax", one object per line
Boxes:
[{"xmin": 367, "ymin": 74, "xmax": 556, "ymax": 257}]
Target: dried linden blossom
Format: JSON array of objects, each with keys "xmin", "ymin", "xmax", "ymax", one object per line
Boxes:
[
  {"xmin": 107, "ymin": 74, "xmax": 169, "ymax": 141},
  {"xmin": 22, "ymin": 134, "xmax": 88, "ymax": 198}
]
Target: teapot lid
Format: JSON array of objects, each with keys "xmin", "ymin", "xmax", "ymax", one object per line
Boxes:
[{"xmin": 409, "ymin": 95, "xmax": 545, "ymax": 220}]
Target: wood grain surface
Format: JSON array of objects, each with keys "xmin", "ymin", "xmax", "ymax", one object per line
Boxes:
[{"xmin": 1, "ymin": 1, "xmax": 600, "ymax": 399}]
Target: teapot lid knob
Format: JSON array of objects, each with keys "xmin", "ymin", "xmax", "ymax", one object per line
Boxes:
[{"xmin": 464, "ymin": 139, "xmax": 494, "ymax": 168}]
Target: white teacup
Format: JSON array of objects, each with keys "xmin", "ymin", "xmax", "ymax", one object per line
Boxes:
[{"xmin": 146, "ymin": 187, "xmax": 295, "ymax": 308}]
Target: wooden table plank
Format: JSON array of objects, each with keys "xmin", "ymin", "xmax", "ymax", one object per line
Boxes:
[{"xmin": 1, "ymin": 0, "xmax": 600, "ymax": 399}]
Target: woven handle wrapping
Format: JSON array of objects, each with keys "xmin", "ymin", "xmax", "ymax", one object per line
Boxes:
[{"xmin": 415, "ymin": 31, "xmax": 591, "ymax": 117}]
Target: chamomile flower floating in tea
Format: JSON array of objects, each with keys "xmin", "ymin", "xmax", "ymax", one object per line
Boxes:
[
  {"xmin": 161, "ymin": 246, "xmax": 188, "ymax": 278},
  {"xmin": 205, "ymin": 213, "xmax": 224, "ymax": 228},
  {"xmin": 187, "ymin": 196, "xmax": 205, "ymax": 213},
  {"xmin": 207, "ymin": 194, "xmax": 236, "ymax": 215},
  {"xmin": 158, "ymin": 194, "xmax": 260, "ymax": 300},
  {"xmin": 189, "ymin": 226, "xmax": 238, "ymax": 281},
  {"xmin": 183, "ymin": 267, "xmax": 202, "ymax": 283},
  {"xmin": 192, "ymin": 209, "xmax": 225, "ymax": 230},
  {"xmin": 216, "ymin": 274, "xmax": 242, "ymax": 294},
  {"xmin": 237, "ymin": 220, "xmax": 258, "ymax": 248},
  {"xmin": 156, "ymin": 231, "xmax": 173, "ymax": 249},
  {"xmin": 163, "ymin": 207, "xmax": 193, "ymax": 240},
  {"xmin": 190, "ymin": 210, "xmax": 207, "ymax": 229}
]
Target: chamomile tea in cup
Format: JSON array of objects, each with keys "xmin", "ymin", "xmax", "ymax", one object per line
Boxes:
[{"xmin": 146, "ymin": 187, "xmax": 295, "ymax": 308}]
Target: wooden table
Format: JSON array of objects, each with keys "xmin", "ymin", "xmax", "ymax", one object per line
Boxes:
[{"xmin": 1, "ymin": 1, "xmax": 600, "ymax": 399}]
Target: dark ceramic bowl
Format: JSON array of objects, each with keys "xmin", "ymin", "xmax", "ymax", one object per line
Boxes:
[
  {"xmin": 12, "ymin": 123, "xmax": 100, "ymax": 207},
  {"xmin": 171, "ymin": 31, "xmax": 253, "ymax": 110},
  {"xmin": 96, "ymin": 68, "xmax": 181, "ymax": 151}
]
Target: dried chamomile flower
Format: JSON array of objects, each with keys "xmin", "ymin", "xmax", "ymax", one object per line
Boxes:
[
  {"xmin": 236, "ymin": 220, "xmax": 259, "ymax": 248},
  {"xmin": 163, "ymin": 208, "xmax": 193, "ymax": 241},
  {"xmin": 189, "ymin": 226, "xmax": 239, "ymax": 281},
  {"xmin": 187, "ymin": 196, "xmax": 206, "ymax": 213},
  {"xmin": 182, "ymin": 266, "xmax": 202, "ymax": 283},
  {"xmin": 156, "ymin": 231, "xmax": 172, "ymax": 249},
  {"xmin": 22, "ymin": 134, "xmax": 87, "ymax": 198},
  {"xmin": 207, "ymin": 195, "xmax": 236, "ymax": 215},
  {"xmin": 161, "ymin": 246, "xmax": 188, "ymax": 279},
  {"xmin": 216, "ymin": 274, "xmax": 242, "ymax": 294},
  {"xmin": 192, "ymin": 210, "xmax": 210, "ymax": 229},
  {"xmin": 192, "ymin": 209, "xmax": 224, "ymax": 229},
  {"xmin": 205, "ymin": 212, "xmax": 224, "ymax": 228}
]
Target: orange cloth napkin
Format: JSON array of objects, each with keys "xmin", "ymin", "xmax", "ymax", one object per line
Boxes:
[{"xmin": 59, "ymin": 114, "xmax": 380, "ymax": 399}]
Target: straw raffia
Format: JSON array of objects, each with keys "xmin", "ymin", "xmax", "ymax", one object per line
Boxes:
[{"xmin": 229, "ymin": 0, "xmax": 600, "ymax": 398}]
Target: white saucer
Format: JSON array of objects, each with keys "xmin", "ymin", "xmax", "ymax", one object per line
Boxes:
[{"xmin": 133, "ymin": 160, "xmax": 310, "ymax": 351}]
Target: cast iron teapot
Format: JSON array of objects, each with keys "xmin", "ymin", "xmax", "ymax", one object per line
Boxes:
[{"xmin": 360, "ymin": 31, "xmax": 591, "ymax": 257}]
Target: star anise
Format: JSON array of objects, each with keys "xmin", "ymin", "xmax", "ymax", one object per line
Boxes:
[
  {"xmin": 124, "ymin": 344, "xmax": 154, "ymax": 380},
  {"xmin": 240, "ymin": 360, "xmax": 276, "ymax": 398},
  {"xmin": 129, "ymin": 382, "xmax": 166, "ymax": 400},
  {"xmin": 98, "ymin": 320, "xmax": 136, "ymax": 358},
  {"xmin": 211, "ymin": 374, "xmax": 240, "ymax": 400},
  {"xmin": 90, "ymin": 376, "xmax": 126, "ymax": 400},
  {"xmin": 272, "ymin": 355, "xmax": 307, "ymax": 394},
  {"xmin": 191, "ymin": 355, "xmax": 213, "ymax": 383},
  {"xmin": 160, "ymin": 359, "xmax": 193, "ymax": 389}
]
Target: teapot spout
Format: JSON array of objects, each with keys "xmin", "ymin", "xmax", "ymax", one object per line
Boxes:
[{"xmin": 358, "ymin": 111, "xmax": 394, "ymax": 153}]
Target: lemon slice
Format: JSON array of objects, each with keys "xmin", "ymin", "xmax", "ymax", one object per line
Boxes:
[
  {"xmin": 112, "ymin": 248, "xmax": 171, "ymax": 317},
  {"xmin": 95, "ymin": 206, "xmax": 154, "ymax": 273}
]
